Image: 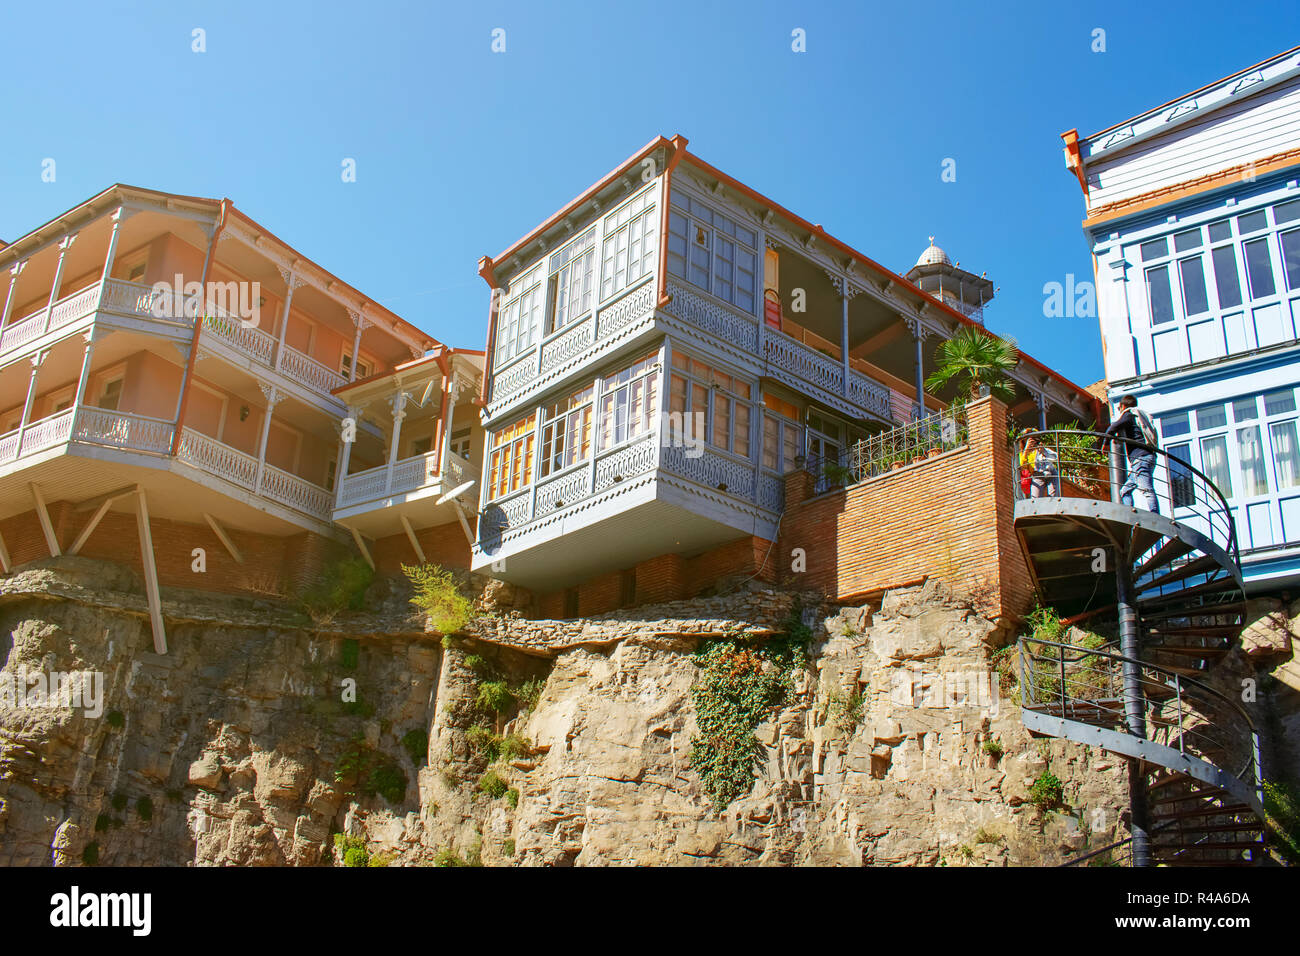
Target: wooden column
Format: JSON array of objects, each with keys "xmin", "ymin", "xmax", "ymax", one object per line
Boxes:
[
  {"xmin": 0, "ymin": 259, "xmax": 26, "ymax": 332},
  {"xmin": 348, "ymin": 310, "xmax": 368, "ymax": 381},
  {"xmin": 384, "ymin": 391, "xmax": 408, "ymax": 495},
  {"xmin": 15, "ymin": 351, "xmax": 46, "ymax": 458},
  {"xmin": 72, "ymin": 330, "xmax": 97, "ymax": 410},
  {"xmin": 100, "ymin": 208, "xmax": 126, "ymax": 288},
  {"xmin": 253, "ymin": 384, "xmax": 283, "ymax": 494},
  {"xmin": 333, "ymin": 405, "xmax": 360, "ymax": 509},
  {"xmin": 273, "ymin": 270, "xmax": 299, "ymax": 368},
  {"xmin": 43, "ymin": 234, "xmax": 76, "ymax": 331}
]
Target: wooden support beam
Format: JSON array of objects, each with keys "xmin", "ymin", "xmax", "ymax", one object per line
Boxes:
[
  {"xmin": 399, "ymin": 515, "xmax": 426, "ymax": 564},
  {"xmin": 134, "ymin": 489, "xmax": 167, "ymax": 654},
  {"xmin": 0, "ymin": 527, "xmax": 10, "ymax": 573},
  {"xmin": 849, "ymin": 319, "xmax": 908, "ymax": 359},
  {"xmin": 349, "ymin": 525, "xmax": 375, "ymax": 570},
  {"xmin": 69, "ymin": 498, "xmax": 115, "ymax": 555},
  {"xmin": 73, "ymin": 483, "xmax": 139, "ymax": 513},
  {"xmin": 202, "ymin": 512, "xmax": 244, "ymax": 564},
  {"xmin": 451, "ymin": 500, "xmax": 476, "ymax": 546},
  {"xmin": 29, "ymin": 483, "xmax": 60, "ymax": 557}
]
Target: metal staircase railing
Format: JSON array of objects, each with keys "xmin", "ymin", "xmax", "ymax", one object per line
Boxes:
[{"xmin": 1011, "ymin": 428, "xmax": 1273, "ymax": 866}]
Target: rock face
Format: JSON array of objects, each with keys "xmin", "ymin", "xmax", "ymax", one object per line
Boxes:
[{"xmin": 0, "ymin": 558, "xmax": 1291, "ymax": 866}]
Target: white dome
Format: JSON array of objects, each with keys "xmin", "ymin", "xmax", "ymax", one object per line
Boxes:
[{"xmin": 915, "ymin": 239, "xmax": 951, "ymax": 268}]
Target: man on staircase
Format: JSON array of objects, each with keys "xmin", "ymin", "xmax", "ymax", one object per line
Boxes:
[{"xmin": 1104, "ymin": 395, "xmax": 1161, "ymax": 515}]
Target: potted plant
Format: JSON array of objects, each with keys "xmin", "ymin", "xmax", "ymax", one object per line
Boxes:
[{"xmin": 822, "ymin": 462, "xmax": 855, "ymax": 487}]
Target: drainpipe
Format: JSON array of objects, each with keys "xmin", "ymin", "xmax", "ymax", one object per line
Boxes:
[
  {"xmin": 170, "ymin": 198, "xmax": 229, "ymax": 455},
  {"xmin": 655, "ymin": 135, "xmax": 689, "ymax": 310},
  {"xmin": 475, "ymin": 256, "xmax": 500, "ymax": 409}
]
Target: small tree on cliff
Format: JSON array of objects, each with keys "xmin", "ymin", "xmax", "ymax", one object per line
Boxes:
[
  {"xmin": 403, "ymin": 563, "xmax": 474, "ymax": 635},
  {"xmin": 924, "ymin": 326, "xmax": 1019, "ymax": 402}
]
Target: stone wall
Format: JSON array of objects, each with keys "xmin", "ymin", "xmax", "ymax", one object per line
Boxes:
[{"xmin": 0, "ymin": 557, "xmax": 1161, "ymax": 866}]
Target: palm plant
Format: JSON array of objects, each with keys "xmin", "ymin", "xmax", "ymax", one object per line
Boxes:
[{"xmin": 924, "ymin": 327, "xmax": 1020, "ymax": 402}]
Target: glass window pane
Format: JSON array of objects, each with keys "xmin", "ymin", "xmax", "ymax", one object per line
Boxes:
[
  {"xmin": 1211, "ymin": 245, "xmax": 1243, "ymax": 309},
  {"xmin": 1232, "ymin": 397, "xmax": 1258, "ymax": 422},
  {"xmin": 1237, "ymin": 425, "xmax": 1270, "ymax": 496},
  {"xmin": 1271, "ymin": 420, "xmax": 1300, "ymax": 490},
  {"xmin": 1244, "ymin": 238, "xmax": 1276, "ymax": 298},
  {"xmin": 1264, "ymin": 388, "xmax": 1297, "ymax": 415},
  {"xmin": 1140, "ymin": 238, "xmax": 1168, "ymax": 262},
  {"xmin": 1160, "ymin": 411, "xmax": 1191, "ymax": 439},
  {"xmin": 1276, "ymin": 199, "xmax": 1300, "ymax": 225},
  {"xmin": 1174, "ymin": 229, "xmax": 1202, "ymax": 252},
  {"xmin": 1208, "ymin": 220, "xmax": 1233, "ymax": 242},
  {"xmin": 1168, "ymin": 443, "xmax": 1196, "ymax": 508},
  {"xmin": 1281, "ymin": 229, "xmax": 1300, "ymax": 291},
  {"xmin": 1146, "ymin": 265, "xmax": 1175, "ymax": 325},
  {"xmin": 1200, "ymin": 434, "xmax": 1233, "ymax": 497},
  {"xmin": 1238, "ymin": 210, "xmax": 1268, "ymax": 234},
  {"xmin": 1195, "ymin": 403, "xmax": 1227, "ymax": 430},
  {"xmin": 1179, "ymin": 257, "xmax": 1210, "ymax": 315}
]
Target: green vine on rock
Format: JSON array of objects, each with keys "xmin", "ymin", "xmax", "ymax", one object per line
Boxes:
[{"xmin": 690, "ymin": 605, "xmax": 813, "ymax": 811}]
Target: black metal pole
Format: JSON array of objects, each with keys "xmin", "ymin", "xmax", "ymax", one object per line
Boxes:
[{"xmin": 1116, "ymin": 559, "xmax": 1151, "ymax": 867}]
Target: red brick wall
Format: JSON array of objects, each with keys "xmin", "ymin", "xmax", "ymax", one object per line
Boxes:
[
  {"xmin": 776, "ymin": 397, "xmax": 1033, "ymax": 622},
  {"xmin": 370, "ymin": 519, "xmax": 472, "ymax": 575},
  {"xmin": 0, "ymin": 501, "xmax": 345, "ymax": 599},
  {"xmin": 533, "ymin": 534, "xmax": 775, "ymax": 618}
]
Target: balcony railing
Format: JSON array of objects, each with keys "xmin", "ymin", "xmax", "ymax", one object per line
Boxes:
[
  {"xmin": 336, "ymin": 449, "xmax": 479, "ymax": 510},
  {"xmin": 0, "ymin": 406, "xmax": 177, "ymax": 464},
  {"xmin": 177, "ymin": 427, "xmax": 331, "ymax": 519},
  {"xmin": 0, "ymin": 284, "xmax": 102, "ymax": 355},
  {"xmin": 201, "ymin": 311, "xmax": 347, "ymax": 397},
  {"xmin": 804, "ymin": 405, "xmax": 970, "ymax": 494}
]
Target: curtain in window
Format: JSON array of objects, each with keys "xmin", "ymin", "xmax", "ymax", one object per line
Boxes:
[
  {"xmin": 1199, "ymin": 435, "xmax": 1233, "ymax": 498},
  {"xmin": 1236, "ymin": 426, "xmax": 1269, "ymax": 496},
  {"xmin": 1271, "ymin": 420, "xmax": 1300, "ymax": 490}
]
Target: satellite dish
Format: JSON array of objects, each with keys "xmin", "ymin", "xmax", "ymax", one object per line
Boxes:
[{"xmin": 436, "ymin": 479, "xmax": 476, "ymax": 507}]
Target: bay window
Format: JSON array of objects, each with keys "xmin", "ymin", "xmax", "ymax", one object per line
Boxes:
[
  {"xmin": 666, "ymin": 194, "xmax": 758, "ymax": 313},
  {"xmin": 487, "ymin": 413, "xmax": 536, "ymax": 500},
  {"xmin": 668, "ymin": 353, "xmax": 753, "ymax": 458},
  {"xmin": 548, "ymin": 230, "xmax": 595, "ymax": 334},
  {"xmin": 600, "ymin": 188, "xmax": 657, "ymax": 301},
  {"xmin": 540, "ymin": 385, "xmax": 593, "ymax": 476},
  {"xmin": 599, "ymin": 352, "xmax": 659, "ymax": 449},
  {"xmin": 495, "ymin": 265, "xmax": 544, "ymax": 368}
]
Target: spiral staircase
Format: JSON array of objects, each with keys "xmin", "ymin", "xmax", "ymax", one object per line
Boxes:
[{"xmin": 1012, "ymin": 430, "xmax": 1270, "ymax": 866}]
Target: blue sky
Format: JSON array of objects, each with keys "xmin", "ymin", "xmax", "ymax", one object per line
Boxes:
[{"xmin": 2, "ymin": 1, "xmax": 1297, "ymax": 388}]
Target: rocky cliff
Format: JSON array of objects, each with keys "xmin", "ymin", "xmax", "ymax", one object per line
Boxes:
[{"xmin": 1, "ymin": 556, "xmax": 1290, "ymax": 867}]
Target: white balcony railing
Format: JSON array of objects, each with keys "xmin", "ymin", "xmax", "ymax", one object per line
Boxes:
[
  {"xmin": 99, "ymin": 278, "xmax": 172, "ymax": 322},
  {"xmin": 0, "ymin": 283, "xmax": 102, "ymax": 355},
  {"xmin": 176, "ymin": 427, "xmax": 259, "ymax": 489},
  {"xmin": 72, "ymin": 407, "xmax": 175, "ymax": 454},
  {"xmin": 0, "ymin": 406, "xmax": 176, "ymax": 464},
  {"xmin": 278, "ymin": 344, "xmax": 347, "ymax": 394},
  {"xmin": 336, "ymin": 449, "xmax": 479, "ymax": 510},
  {"xmin": 202, "ymin": 313, "xmax": 277, "ymax": 365},
  {"xmin": 262, "ymin": 464, "xmax": 333, "ymax": 518},
  {"xmin": 177, "ymin": 427, "xmax": 331, "ymax": 519}
]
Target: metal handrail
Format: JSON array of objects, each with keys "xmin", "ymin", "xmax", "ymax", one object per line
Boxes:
[
  {"xmin": 1014, "ymin": 428, "xmax": 1241, "ymax": 574},
  {"xmin": 1020, "ymin": 636, "xmax": 1261, "ymax": 792}
]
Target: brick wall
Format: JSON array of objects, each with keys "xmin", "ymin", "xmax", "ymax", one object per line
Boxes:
[
  {"xmin": 370, "ymin": 519, "xmax": 473, "ymax": 575},
  {"xmin": 776, "ymin": 397, "xmax": 1033, "ymax": 622},
  {"xmin": 0, "ymin": 500, "xmax": 345, "ymax": 599},
  {"xmin": 533, "ymin": 534, "xmax": 775, "ymax": 619}
]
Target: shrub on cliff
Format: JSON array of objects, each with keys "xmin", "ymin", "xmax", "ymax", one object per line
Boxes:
[
  {"xmin": 403, "ymin": 563, "xmax": 474, "ymax": 634},
  {"xmin": 301, "ymin": 557, "xmax": 374, "ymax": 620}
]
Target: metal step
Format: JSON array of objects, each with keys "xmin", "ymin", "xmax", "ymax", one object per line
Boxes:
[
  {"xmin": 1137, "ymin": 554, "xmax": 1223, "ymax": 594},
  {"xmin": 1133, "ymin": 536, "xmax": 1194, "ymax": 580}
]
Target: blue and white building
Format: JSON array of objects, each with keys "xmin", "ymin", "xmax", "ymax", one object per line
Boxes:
[{"xmin": 1065, "ymin": 45, "xmax": 1300, "ymax": 592}]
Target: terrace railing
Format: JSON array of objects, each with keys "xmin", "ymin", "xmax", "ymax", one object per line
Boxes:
[{"xmin": 805, "ymin": 404, "xmax": 970, "ymax": 494}]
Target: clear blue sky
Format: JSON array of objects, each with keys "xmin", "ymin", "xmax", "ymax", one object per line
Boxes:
[{"xmin": 2, "ymin": 1, "xmax": 1297, "ymax": 388}]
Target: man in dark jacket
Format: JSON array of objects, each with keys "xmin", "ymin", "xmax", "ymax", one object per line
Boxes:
[{"xmin": 1103, "ymin": 395, "xmax": 1159, "ymax": 514}]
